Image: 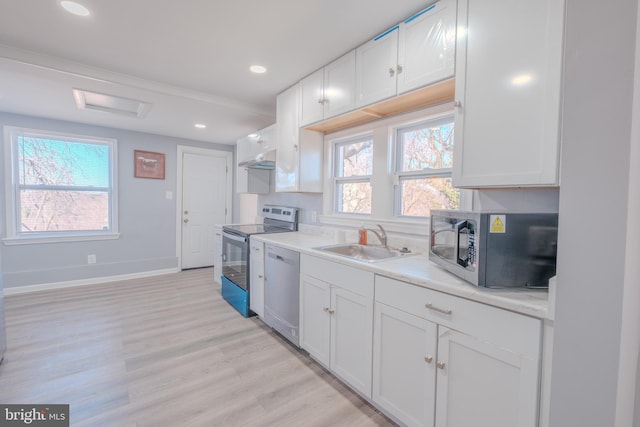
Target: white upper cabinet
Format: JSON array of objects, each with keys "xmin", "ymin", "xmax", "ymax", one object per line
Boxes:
[
  {"xmin": 275, "ymin": 84, "xmax": 324, "ymax": 192},
  {"xmin": 300, "ymin": 69, "xmax": 325, "ymax": 127},
  {"xmin": 299, "ymin": 51, "xmax": 357, "ymax": 127},
  {"xmin": 356, "ymin": 0, "xmax": 457, "ymax": 108},
  {"xmin": 397, "ymin": 0, "xmax": 457, "ymax": 95},
  {"xmin": 323, "ymin": 50, "xmax": 357, "ymax": 119},
  {"xmin": 355, "ymin": 26, "xmax": 400, "ymax": 108},
  {"xmin": 452, "ymin": 0, "xmax": 564, "ymax": 187}
]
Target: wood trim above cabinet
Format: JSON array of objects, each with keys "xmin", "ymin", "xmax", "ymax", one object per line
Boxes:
[{"xmin": 304, "ymin": 78, "xmax": 455, "ymax": 134}]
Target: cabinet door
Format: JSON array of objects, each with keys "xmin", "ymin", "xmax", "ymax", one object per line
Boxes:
[
  {"xmin": 397, "ymin": 0, "xmax": 456, "ymax": 95},
  {"xmin": 452, "ymin": 0, "xmax": 564, "ymax": 187},
  {"xmin": 300, "ymin": 69, "xmax": 325, "ymax": 126},
  {"xmin": 275, "ymin": 85, "xmax": 300, "ymax": 192},
  {"xmin": 249, "ymin": 241, "xmax": 265, "ymax": 317},
  {"xmin": 355, "ymin": 26, "xmax": 399, "ymax": 108},
  {"xmin": 373, "ymin": 302, "xmax": 437, "ymax": 427},
  {"xmin": 323, "ymin": 50, "xmax": 356, "ymax": 119},
  {"xmin": 300, "ymin": 275, "xmax": 331, "ymax": 367},
  {"xmin": 213, "ymin": 226, "xmax": 223, "ymax": 284},
  {"xmin": 435, "ymin": 327, "xmax": 540, "ymax": 427},
  {"xmin": 330, "ymin": 285, "xmax": 374, "ymax": 398}
]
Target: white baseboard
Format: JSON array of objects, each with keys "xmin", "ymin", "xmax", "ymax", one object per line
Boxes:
[{"xmin": 4, "ymin": 267, "xmax": 181, "ymax": 296}]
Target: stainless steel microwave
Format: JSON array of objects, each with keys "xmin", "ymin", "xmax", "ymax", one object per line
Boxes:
[{"xmin": 429, "ymin": 210, "xmax": 558, "ymax": 288}]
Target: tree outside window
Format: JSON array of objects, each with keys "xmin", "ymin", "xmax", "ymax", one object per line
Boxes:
[
  {"xmin": 334, "ymin": 136, "xmax": 373, "ymax": 214},
  {"xmin": 6, "ymin": 127, "xmax": 116, "ymax": 238},
  {"xmin": 396, "ymin": 117, "xmax": 459, "ymax": 217}
]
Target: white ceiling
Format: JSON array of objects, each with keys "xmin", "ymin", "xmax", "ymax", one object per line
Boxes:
[{"xmin": 0, "ymin": 0, "xmax": 427, "ymax": 144}]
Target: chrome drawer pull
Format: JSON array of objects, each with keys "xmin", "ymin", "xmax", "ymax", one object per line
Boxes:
[
  {"xmin": 425, "ymin": 303, "xmax": 452, "ymax": 315},
  {"xmin": 437, "ymin": 361, "xmax": 446, "ymax": 370},
  {"xmin": 425, "ymin": 355, "xmax": 433, "ymax": 364}
]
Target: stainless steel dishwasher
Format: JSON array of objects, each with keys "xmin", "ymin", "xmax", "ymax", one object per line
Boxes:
[{"xmin": 264, "ymin": 244, "xmax": 300, "ymax": 347}]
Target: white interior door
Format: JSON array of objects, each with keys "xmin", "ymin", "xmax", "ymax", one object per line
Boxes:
[{"xmin": 180, "ymin": 149, "xmax": 230, "ymax": 269}]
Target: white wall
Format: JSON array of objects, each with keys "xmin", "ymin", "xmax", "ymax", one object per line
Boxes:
[
  {"xmin": 549, "ymin": 0, "xmax": 637, "ymax": 425},
  {"xmin": 0, "ymin": 112, "xmax": 233, "ymax": 290},
  {"xmin": 617, "ymin": 1, "xmax": 640, "ymax": 424}
]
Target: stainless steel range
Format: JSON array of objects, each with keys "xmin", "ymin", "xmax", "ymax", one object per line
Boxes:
[{"xmin": 220, "ymin": 205, "xmax": 299, "ymax": 317}]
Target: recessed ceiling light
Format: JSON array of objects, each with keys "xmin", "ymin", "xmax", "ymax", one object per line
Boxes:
[
  {"xmin": 194, "ymin": 124, "xmax": 207, "ymax": 129},
  {"xmin": 248, "ymin": 133, "xmax": 259, "ymax": 138},
  {"xmin": 250, "ymin": 65, "xmax": 267, "ymax": 74},
  {"xmin": 60, "ymin": 1, "xmax": 91, "ymax": 16}
]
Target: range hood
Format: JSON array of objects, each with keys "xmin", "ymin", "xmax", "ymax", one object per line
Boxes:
[{"xmin": 238, "ymin": 149, "xmax": 276, "ymax": 169}]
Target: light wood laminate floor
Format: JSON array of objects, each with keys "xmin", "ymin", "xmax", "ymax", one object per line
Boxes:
[{"xmin": 0, "ymin": 268, "xmax": 396, "ymax": 427}]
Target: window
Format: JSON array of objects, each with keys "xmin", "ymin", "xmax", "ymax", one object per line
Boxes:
[
  {"xmin": 4, "ymin": 127, "xmax": 117, "ymax": 241},
  {"xmin": 395, "ymin": 116, "xmax": 459, "ymax": 217},
  {"xmin": 334, "ymin": 134, "xmax": 373, "ymax": 214}
]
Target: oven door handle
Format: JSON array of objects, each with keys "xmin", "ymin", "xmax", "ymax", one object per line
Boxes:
[{"xmin": 223, "ymin": 231, "xmax": 248, "ymax": 243}]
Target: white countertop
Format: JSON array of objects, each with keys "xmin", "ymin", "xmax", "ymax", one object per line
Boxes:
[{"xmin": 251, "ymin": 231, "xmax": 550, "ymax": 319}]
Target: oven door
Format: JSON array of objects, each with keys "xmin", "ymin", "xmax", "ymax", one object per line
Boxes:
[{"xmin": 221, "ymin": 231, "xmax": 249, "ymax": 291}]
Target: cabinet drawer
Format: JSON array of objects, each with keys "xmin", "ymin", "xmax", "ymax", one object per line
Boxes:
[
  {"xmin": 375, "ymin": 275, "xmax": 541, "ymax": 358},
  {"xmin": 301, "ymin": 254, "xmax": 374, "ymax": 298}
]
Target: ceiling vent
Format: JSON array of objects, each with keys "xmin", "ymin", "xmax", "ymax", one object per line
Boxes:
[{"xmin": 72, "ymin": 88, "xmax": 151, "ymax": 119}]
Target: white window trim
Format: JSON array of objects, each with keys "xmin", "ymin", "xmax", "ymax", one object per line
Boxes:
[
  {"xmin": 3, "ymin": 126, "xmax": 119, "ymax": 244},
  {"xmin": 321, "ymin": 103, "xmax": 471, "ymax": 235}
]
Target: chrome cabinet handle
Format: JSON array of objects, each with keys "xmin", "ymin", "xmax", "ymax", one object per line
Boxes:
[
  {"xmin": 328, "ymin": 308, "xmax": 335, "ymax": 314},
  {"xmin": 183, "ymin": 219, "xmax": 189, "ymax": 223},
  {"xmin": 258, "ymin": 275, "xmax": 263, "ymax": 279},
  {"xmin": 389, "ymin": 67, "xmax": 395, "ymax": 77},
  {"xmin": 454, "ymin": 100, "xmax": 462, "ymax": 108},
  {"xmin": 396, "ymin": 64, "xmax": 403, "ymax": 74},
  {"xmin": 437, "ymin": 361, "xmax": 446, "ymax": 370},
  {"xmin": 425, "ymin": 303, "xmax": 452, "ymax": 315},
  {"xmin": 425, "ymin": 355, "xmax": 433, "ymax": 364}
]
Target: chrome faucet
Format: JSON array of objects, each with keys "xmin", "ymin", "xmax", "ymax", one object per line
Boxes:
[{"xmin": 366, "ymin": 224, "xmax": 387, "ymax": 248}]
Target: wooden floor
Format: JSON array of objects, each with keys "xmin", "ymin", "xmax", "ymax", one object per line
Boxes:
[{"xmin": 0, "ymin": 268, "xmax": 395, "ymax": 427}]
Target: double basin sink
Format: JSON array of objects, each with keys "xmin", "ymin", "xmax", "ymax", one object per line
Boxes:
[{"xmin": 314, "ymin": 243, "xmax": 415, "ymax": 263}]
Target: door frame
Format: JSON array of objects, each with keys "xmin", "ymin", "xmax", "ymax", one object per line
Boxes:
[{"xmin": 176, "ymin": 145, "xmax": 233, "ymax": 270}]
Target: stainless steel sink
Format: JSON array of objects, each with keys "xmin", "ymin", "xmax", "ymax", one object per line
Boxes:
[{"xmin": 314, "ymin": 244, "xmax": 415, "ymax": 263}]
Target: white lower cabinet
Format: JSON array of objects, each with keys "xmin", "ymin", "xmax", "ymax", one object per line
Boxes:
[
  {"xmin": 213, "ymin": 226, "xmax": 223, "ymax": 284},
  {"xmin": 300, "ymin": 255, "xmax": 374, "ymax": 398},
  {"xmin": 373, "ymin": 302, "xmax": 437, "ymax": 427},
  {"xmin": 434, "ymin": 327, "xmax": 540, "ymax": 427},
  {"xmin": 249, "ymin": 240, "xmax": 265, "ymax": 317},
  {"xmin": 373, "ymin": 275, "xmax": 542, "ymax": 427}
]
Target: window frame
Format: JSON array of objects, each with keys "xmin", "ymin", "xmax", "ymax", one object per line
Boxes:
[
  {"xmin": 333, "ymin": 133, "xmax": 374, "ymax": 216},
  {"xmin": 3, "ymin": 126, "xmax": 119, "ymax": 244},
  {"xmin": 393, "ymin": 115, "xmax": 457, "ymax": 218}
]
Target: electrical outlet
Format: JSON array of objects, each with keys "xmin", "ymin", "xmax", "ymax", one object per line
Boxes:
[{"xmin": 88, "ymin": 254, "xmax": 96, "ymax": 264}]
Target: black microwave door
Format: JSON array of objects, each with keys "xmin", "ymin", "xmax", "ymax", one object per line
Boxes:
[{"xmin": 431, "ymin": 216, "xmax": 457, "ymax": 263}]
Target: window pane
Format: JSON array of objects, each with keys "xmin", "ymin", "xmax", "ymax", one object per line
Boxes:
[
  {"xmin": 337, "ymin": 139, "xmax": 373, "ymax": 177},
  {"xmin": 400, "ymin": 122, "xmax": 454, "ymax": 172},
  {"xmin": 400, "ymin": 177, "xmax": 459, "ymax": 217},
  {"xmin": 20, "ymin": 189, "xmax": 110, "ymax": 232},
  {"xmin": 18, "ymin": 136, "xmax": 110, "ymax": 187},
  {"xmin": 337, "ymin": 181, "xmax": 372, "ymax": 214}
]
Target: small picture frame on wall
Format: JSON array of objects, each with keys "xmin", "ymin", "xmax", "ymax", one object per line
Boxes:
[{"xmin": 134, "ymin": 150, "xmax": 165, "ymax": 179}]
